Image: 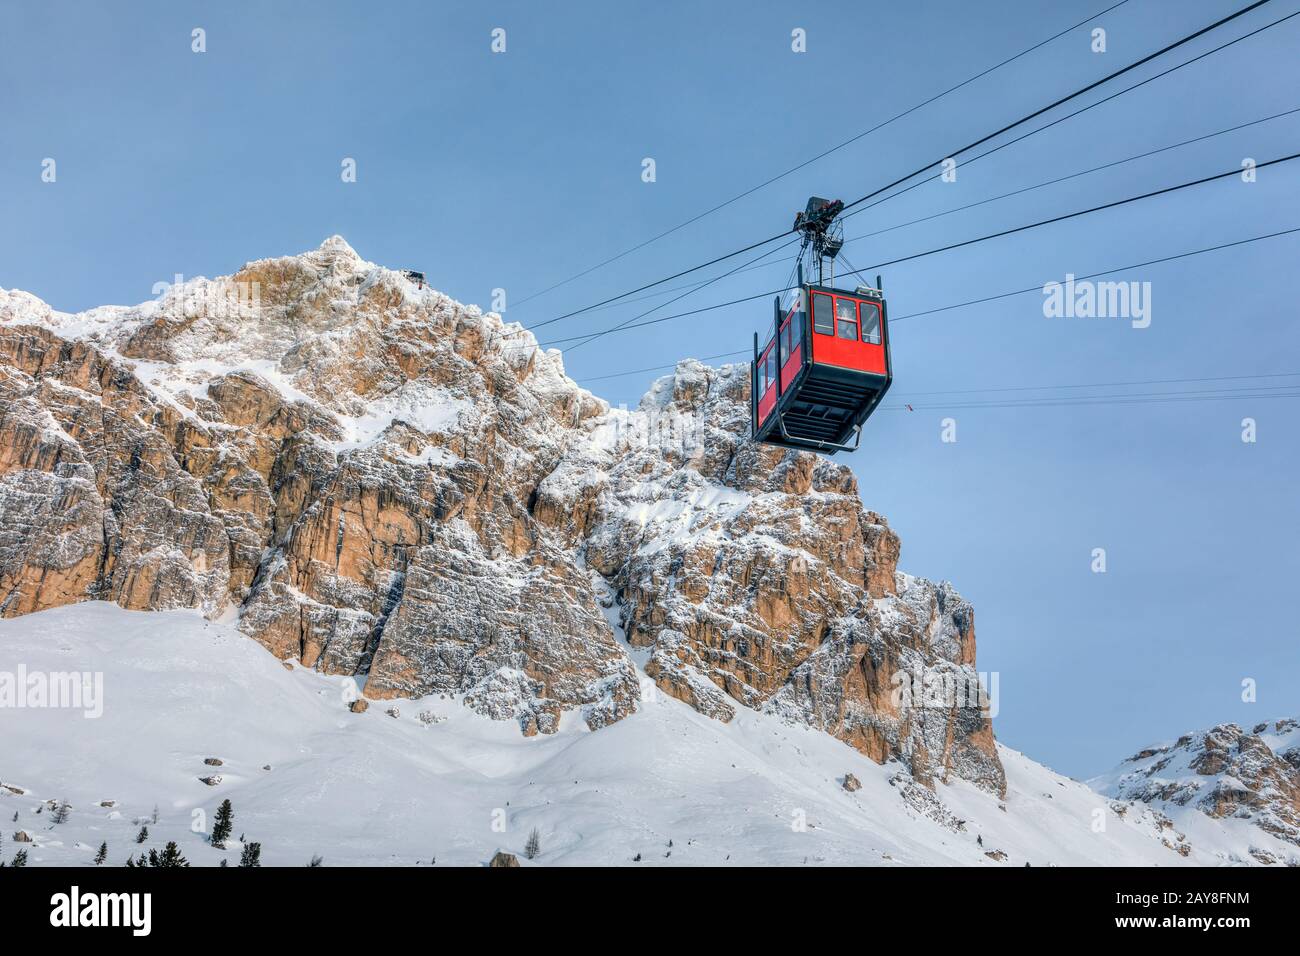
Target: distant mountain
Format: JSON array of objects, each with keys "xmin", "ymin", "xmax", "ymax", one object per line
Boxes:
[{"xmin": 1092, "ymin": 718, "xmax": 1300, "ymax": 865}]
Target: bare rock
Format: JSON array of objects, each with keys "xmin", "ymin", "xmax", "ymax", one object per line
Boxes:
[
  {"xmin": 488, "ymin": 851, "xmax": 520, "ymax": 868},
  {"xmin": 842, "ymin": 773, "xmax": 861, "ymax": 792},
  {"xmin": 349, "ymin": 699, "xmax": 369, "ymax": 714},
  {"xmin": 1101, "ymin": 720, "xmax": 1300, "ymax": 848},
  {"xmin": 203, "ymin": 757, "xmax": 223, "ymax": 767},
  {"xmin": 199, "ymin": 775, "xmax": 222, "ymax": 786}
]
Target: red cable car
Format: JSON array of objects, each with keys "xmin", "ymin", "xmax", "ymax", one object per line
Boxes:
[{"xmin": 751, "ymin": 198, "xmax": 893, "ymax": 455}]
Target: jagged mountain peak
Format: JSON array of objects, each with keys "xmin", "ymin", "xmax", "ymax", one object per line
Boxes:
[
  {"xmin": 1, "ymin": 237, "xmax": 589, "ymax": 434},
  {"xmin": 313, "ymin": 233, "xmax": 365, "ymax": 263},
  {"xmin": 0, "ymin": 238, "xmax": 999, "ymax": 798}
]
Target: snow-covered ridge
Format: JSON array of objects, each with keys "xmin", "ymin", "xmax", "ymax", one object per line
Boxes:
[
  {"xmin": 0, "ymin": 236, "xmax": 588, "ymax": 456},
  {"xmin": 1090, "ymin": 718, "xmax": 1300, "ymax": 863}
]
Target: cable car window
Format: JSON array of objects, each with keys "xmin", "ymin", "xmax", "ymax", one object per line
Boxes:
[
  {"xmin": 812, "ymin": 293, "xmax": 834, "ymax": 335},
  {"xmin": 859, "ymin": 301, "xmax": 881, "ymax": 344},
  {"xmin": 764, "ymin": 347, "xmax": 776, "ymax": 390},
  {"xmin": 835, "ymin": 297, "xmax": 857, "ymax": 339}
]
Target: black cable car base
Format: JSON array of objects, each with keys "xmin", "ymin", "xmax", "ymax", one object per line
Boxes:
[{"xmin": 754, "ymin": 354, "xmax": 889, "ymax": 455}]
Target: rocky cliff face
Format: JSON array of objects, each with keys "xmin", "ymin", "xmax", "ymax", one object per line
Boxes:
[
  {"xmin": 1095, "ymin": 718, "xmax": 1300, "ymax": 860},
  {"xmin": 0, "ymin": 237, "xmax": 1002, "ymax": 792}
]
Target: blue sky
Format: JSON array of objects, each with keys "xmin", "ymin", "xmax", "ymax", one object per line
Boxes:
[{"xmin": 2, "ymin": 0, "xmax": 1297, "ymax": 778}]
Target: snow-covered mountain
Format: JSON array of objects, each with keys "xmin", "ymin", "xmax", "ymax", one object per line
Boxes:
[
  {"xmin": 1, "ymin": 237, "xmax": 1294, "ymax": 865},
  {"xmin": 5, "ymin": 602, "xmax": 1293, "ymax": 867},
  {"xmin": 0, "ymin": 236, "xmax": 994, "ymax": 784},
  {"xmin": 1091, "ymin": 719, "xmax": 1300, "ymax": 865}
]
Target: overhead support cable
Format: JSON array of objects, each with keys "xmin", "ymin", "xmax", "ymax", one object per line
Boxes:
[
  {"xmin": 522, "ymin": 0, "xmax": 1279, "ymax": 335},
  {"xmin": 510, "ymin": 0, "xmax": 1136, "ymax": 309}
]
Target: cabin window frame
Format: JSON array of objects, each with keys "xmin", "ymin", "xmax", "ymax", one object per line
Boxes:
[
  {"xmin": 781, "ymin": 308, "xmax": 801, "ymax": 360},
  {"xmin": 858, "ymin": 300, "xmax": 882, "ymax": 344},
  {"xmin": 812, "ymin": 292, "xmax": 834, "ymax": 335},
  {"xmin": 760, "ymin": 343, "xmax": 776, "ymax": 393},
  {"xmin": 834, "ymin": 297, "xmax": 859, "ymax": 340}
]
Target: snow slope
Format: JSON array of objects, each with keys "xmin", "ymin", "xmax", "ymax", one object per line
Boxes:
[{"xmin": 0, "ymin": 602, "xmax": 1260, "ymax": 867}]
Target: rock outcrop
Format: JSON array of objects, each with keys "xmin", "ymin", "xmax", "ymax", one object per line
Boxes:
[
  {"xmin": 1096, "ymin": 718, "xmax": 1300, "ymax": 850},
  {"xmin": 0, "ymin": 237, "xmax": 1003, "ymax": 792}
]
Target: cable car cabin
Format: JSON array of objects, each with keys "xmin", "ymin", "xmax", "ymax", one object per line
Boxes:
[{"xmin": 751, "ymin": 283, "xmax": 892, "ymax": 455}]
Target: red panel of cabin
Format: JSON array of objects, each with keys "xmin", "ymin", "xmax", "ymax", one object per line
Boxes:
[
  {"xmin": 810, "ymin": 294, "xmax": 887, "ymax": 375},
  {"xmin": 780, "ymin": 344, "xmax": 802, "ymax": 390},
  {"xmin": 757, "ymin": 382, "xmax": 776, "ymax": 423}
]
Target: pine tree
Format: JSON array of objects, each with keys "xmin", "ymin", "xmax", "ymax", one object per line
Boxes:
[
  {"xmin": 147, "ymin": 848, "xmax": 160, "ymax": 866},
  {"xmin": 94, "ymin": 842, "xmax": 108, "ymax": 865},
  {"xmin": 211, "ymin": 798, "xmax": 233, "ymax": 849},
  {"xmin": 125, "ymin": 854, "xmax": 137, "ymax": 868},
  {"xmin": 136, "ymin": 825, "xmax": 148, "ymax": 843},
  {"xmin": 525, "ymin": 828, "xmax": 541, "ymax": 860},
  {"xmin": 307, "ymin": 854, "xmax": 323, "ymax": 867},
  {"xmin": 155, "ymin": 841, "xmax": 189, "ymax": 867},
  {"xmin": 11, "ymin": 849, "xmax": 28, "ymax": 867},
  {"xmin": 239, "ymin": 841, "xmax": 261, "ymax": 867},
  {"xmin": 51, "ymin": 800, "xmax": 71, "ymax": 824}
]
